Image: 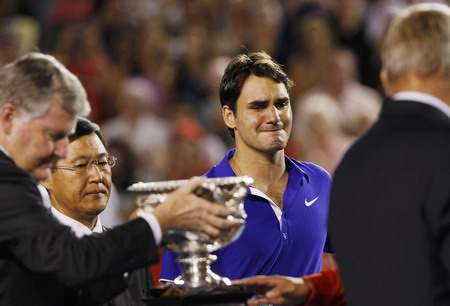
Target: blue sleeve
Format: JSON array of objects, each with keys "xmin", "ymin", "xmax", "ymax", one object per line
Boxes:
[{"xmin": 159, "ymin": 251, "xmax": 183, "ymax": 280}]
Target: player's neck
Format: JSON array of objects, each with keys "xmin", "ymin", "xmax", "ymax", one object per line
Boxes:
[{"xmin": 230, "ymin": 147, "xmax": 286, "ymax": 188}]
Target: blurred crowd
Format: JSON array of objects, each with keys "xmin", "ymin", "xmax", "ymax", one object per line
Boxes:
[{"xmin": 0, "ymin": 0, "xmax": 444, "ymax": 224}]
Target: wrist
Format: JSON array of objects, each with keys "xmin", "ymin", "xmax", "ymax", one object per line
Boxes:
[
  {"xmin": 285, "ymin": 277, "xmax": 313, "ymax": 305},
  {"xmin": 151, "ymin": 206, "xmax": 170, "ymax": 233}
]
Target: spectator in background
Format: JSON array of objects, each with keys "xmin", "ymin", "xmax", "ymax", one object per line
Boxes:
[
  {"xmin": 244, "ymin": 0, "xmax": 284, "ymax": 56},
  {"xmin": 198, "ymin": 55, "xmax": 234, "ymax": 149},
  {"xmin": 292, "ymin": 48, "xmax": 381, "ymax": 173},
  {"xmin": 284, "ymin": 10, "xmax": 337, "ymax": 102},
  {"xmin": 0, "ymin": 16, "xmax": 39, "ymax": 66},
  {"xmin": 163, "ymin": 115, "xmax": 226, "ymax": 181},
  {"xmin": 53, "ymin": 22, "xmax": 119, "ymax": 124},
  {"xmin": 332, "ymin": 0, "xmax": 380, "ymax": 90},
  {"xmin": 163, "ymin": 118, "xmax": 214, "ymax": 180},
  {"xmin": 101, "ymin": 76, "xmax": 170, "ymax": 181},
  {"xmin": 292, "ymin": 94, "xmax": 353, "ymax": 174}
]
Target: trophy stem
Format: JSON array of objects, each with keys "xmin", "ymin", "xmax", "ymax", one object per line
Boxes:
[{"xmin": 174, "ymin": 252, "xmax": 231, "ymax": 290}]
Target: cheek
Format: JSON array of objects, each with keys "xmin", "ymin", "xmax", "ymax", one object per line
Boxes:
[
  {"xmin": 239, "ymin": 112, "xmax": 260, "ymax": 126},
  {"xmin": 104, "ymin": 174, "xmax": 113, "ymax": 192},
  {"xmin": 29, "ymin": 137, "xmax": 53, "ymax": 158},
  {"xmin": 282, "ymin": 109, "xmax": 293, "ymax": 125}
]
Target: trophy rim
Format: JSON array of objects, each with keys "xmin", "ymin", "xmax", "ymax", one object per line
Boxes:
[{"xmin": 127, "ymin": 176, "xmax": 254, "ymax": 193}]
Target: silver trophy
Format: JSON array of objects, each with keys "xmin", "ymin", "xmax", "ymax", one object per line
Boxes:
[{"xmin": 128, "ymin": 176, "xmax": 253, "ymax": 295}]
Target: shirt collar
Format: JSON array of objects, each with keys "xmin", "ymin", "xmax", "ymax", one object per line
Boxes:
[
  {"xmin": 0, "ymin": 146, "xmax": 11, "ymax": 158},
  {"xmin": 391, "ymin": 91, "xmax": 450, "ymax": 118},
  {"xmin": 212, "ymin": 149, "xmax": 309, "ymax": 189},
  {"xmin": 50, "ymin": 206, "xmax": 103, "ymax": 237}
]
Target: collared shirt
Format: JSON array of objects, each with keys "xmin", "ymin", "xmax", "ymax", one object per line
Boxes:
[
  {"xmin": 392, "ymin": 91, "xmax": 450, "ymax": 118},
  {"xmin": 161, "ymin": 149, "xmax": 332, "ymax": 280},
  {"xmin": 50, "ymin": 207, "xmax": 103, "ymax": 238}
]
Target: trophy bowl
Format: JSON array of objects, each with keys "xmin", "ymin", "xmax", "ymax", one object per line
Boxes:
[{"xmin": 128, "ymin": 176, "xmax": 253, "ymax": 294}]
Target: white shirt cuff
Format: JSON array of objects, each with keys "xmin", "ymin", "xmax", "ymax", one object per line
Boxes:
[{"xmin": 139, "ymin": 213, "xmax": 162, "ymax": 244}]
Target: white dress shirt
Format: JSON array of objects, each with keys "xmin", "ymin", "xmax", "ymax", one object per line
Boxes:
[
  {"xmin": 50, "ymin": 207, "xmax": 104, "ymax": 238},
  {"xmin": 392, "ymin": 91, "xmax": 450, "ymax": 118}
]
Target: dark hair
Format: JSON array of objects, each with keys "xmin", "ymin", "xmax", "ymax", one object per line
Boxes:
[
  {"xmin": 69, "ymin": 116, "xmax": 106, "ymax": 146},
  {"xmin": 219, "ymin": 51, "xmax": 294, "ymax": 138}
]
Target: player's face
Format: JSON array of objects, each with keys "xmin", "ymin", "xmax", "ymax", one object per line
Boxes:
[{"xmin": 223, "ymin": 74, "xmax": 292, "ymax": 154}]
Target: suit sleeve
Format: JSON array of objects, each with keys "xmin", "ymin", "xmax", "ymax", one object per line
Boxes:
[{"xmin": 0, "ymin": 163, "xmax": 159, "ymax": 286}]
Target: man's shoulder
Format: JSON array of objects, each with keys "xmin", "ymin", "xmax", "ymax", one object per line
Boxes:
[
  {"xmin": 0, "ymin": 153, "xmax": 35, "ymax": 185},
  {"xmin": 287, "ymin": 156, "xmax": 332, "ymax": 180},
  {"xmin": 203, "ymin": 152, "xmax": 235, "ymax": 178}
]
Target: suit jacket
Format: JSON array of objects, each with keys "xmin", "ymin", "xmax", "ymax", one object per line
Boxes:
[
  {"xmin": 0, "ymin": 151, "xmax": 159, "ymax": 305},
  {"xmin": 329, "ymin": 99, "xmax": 450, "ymax": 305},
  {"xmin": 64, "ymin": 226, "xmax": 155, "ymax": 306},
  {"xmin": 74, "ymin": 259, "xmax": 153, "ymax": 306}
]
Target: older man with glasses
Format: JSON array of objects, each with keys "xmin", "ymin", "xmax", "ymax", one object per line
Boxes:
[{"xmin": 42, "ymin": 116, "xmax": 152, "ymax": 305}]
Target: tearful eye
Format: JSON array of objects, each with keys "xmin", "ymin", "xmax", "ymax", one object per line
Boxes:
[
  {"xmin": 98, "ymin": 161, "xmax": 108, "ymax": 166},
  {"xmin": 74, "ymin": 164, "xmax": 88, "ymax": 168}
]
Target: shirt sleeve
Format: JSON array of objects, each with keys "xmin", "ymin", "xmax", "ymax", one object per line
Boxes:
[{"xmin": 138, "ymin": 213, "xmax": 162, "ymax": 245}]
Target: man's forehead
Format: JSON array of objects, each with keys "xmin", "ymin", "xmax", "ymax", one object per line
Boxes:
[
  {"xmin": 66, "ymin": 134, "xmax": 107, "ymax": 156},
  {"xmin": 239, "ymin": 79, "xmax": 288, "ymax": 102}
]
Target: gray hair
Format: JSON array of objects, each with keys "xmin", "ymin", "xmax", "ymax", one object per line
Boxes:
[
  {"xmin": 381, "ymin": 3, "xmax": 450, "ymax": 80},
  {"xmin": 0, "ymin": 52, "xmax": 90, "ymax": 118}
]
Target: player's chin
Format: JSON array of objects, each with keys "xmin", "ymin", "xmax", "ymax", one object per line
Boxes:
[
  {"xmin": 270, "ymin": 137, "xmax": 288, "ymax": 149},
  {"xmin": 265, "ymin": 142, "xmax": 287, "ymax": 154}
]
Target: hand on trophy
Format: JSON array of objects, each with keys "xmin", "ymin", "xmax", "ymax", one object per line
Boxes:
[{"xmin": 151, "ymin": 177, "xmax": 241, "ymax": 240}]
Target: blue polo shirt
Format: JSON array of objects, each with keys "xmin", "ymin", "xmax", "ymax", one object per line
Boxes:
[{"xmin": 160, "ymin": 149, "xmax": 332, "ymax": 280}]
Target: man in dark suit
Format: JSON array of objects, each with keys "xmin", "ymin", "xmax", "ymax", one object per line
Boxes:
[
  {"xmin": 0, "ymin": 52, "xmax": 238, "ymax": 305},
  {"xmin": 41, "ymin": 116, "xmax": 153, "ymax": 305},
  {"xmin": 328, "ymin": 3, "xmax": 450, "ymax": 305}
]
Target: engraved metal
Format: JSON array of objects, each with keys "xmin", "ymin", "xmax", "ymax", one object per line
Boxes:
[{"xmin": 128, "ymin": 176, "xmax": 253, "ymax": 292}]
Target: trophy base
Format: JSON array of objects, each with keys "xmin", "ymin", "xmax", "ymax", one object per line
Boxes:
[{"xmin": 143, "ymin": 284, "xmax": 253, "ymax": 305}]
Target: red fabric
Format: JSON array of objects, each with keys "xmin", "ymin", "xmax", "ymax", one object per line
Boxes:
[
  {"xmin": 302, "ymin": 268, "xmax": 346, "ymax": 306},
  {"xmin": 49, "ymin": 0, "xmax": 94, "ymax": 23},
  {"xmin": 150, "ymin": 248, "xmax": 163, "ymax": 286}
]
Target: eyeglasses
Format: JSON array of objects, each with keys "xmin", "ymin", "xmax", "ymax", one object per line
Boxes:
[{"xmin": 52, "ymin": 155, "xmax": 117, "ymax": 174}]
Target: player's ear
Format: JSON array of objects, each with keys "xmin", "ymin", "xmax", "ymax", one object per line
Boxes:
[{"xmin": 222, "ymin": 105, "xmax": 236, "ymax": 129}]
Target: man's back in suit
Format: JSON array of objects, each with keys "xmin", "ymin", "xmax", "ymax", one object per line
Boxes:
[
  {"xmin": 328, "ymin": 3, "xmax": 450, "ymax": 305},
  {"xmin": 329, "ymin": 100, "xmax": 450, "ymax": 305}
]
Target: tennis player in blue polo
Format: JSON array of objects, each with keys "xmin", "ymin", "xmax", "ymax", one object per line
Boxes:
[{"xmin": 160, "ymin": 51, "xmax": 334, "ymax": 281}]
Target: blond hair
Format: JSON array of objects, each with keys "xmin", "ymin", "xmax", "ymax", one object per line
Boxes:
[{"xmin": 381, "ymin": 3, "xmax": 450, "ymax": 80}]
